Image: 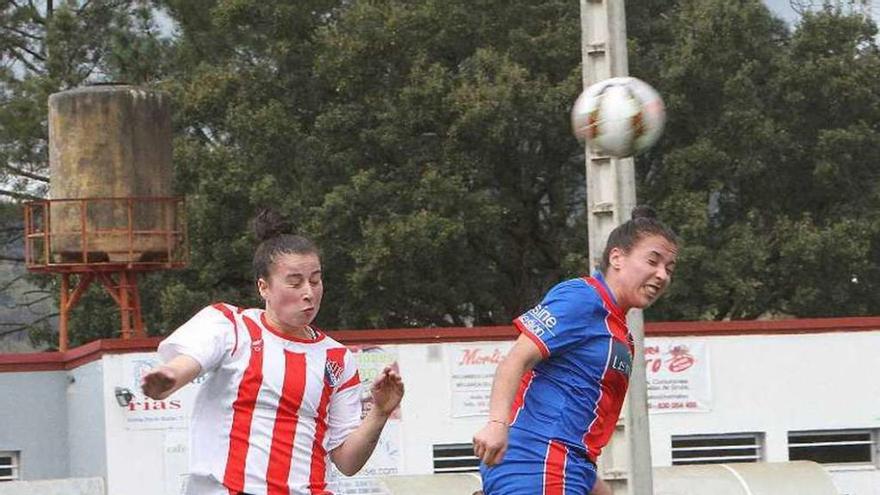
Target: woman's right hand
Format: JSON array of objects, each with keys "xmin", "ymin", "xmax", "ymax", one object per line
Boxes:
[{"xmin": 473, "ymin": 420, "xmax": 510, "ymax": 466}]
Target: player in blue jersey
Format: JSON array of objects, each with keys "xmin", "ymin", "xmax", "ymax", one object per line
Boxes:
[{"xmin": 473, "ymin": 206, "xmax": 678, "ymax": 495}]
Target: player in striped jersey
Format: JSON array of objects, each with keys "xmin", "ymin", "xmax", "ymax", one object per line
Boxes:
[
  {"xmin": 473, "ymin": 206, "xmax": 678, "ymax": 495},
  {"xmin": 142, "ymin": 209, "xmax": 404, "ymax": 495}
]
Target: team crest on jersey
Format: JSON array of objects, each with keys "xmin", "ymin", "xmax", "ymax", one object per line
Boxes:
[
  {"xmin": 251, "ymin": 338, "xmax": 263, "ymax": 353},
  {"xmin": 325, "ymin": 358, "xmax": 344, "ymax": 387}
]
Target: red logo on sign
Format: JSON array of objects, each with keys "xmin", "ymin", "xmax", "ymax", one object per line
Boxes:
[{"xmin": 667, "ymin": 345, "xmax": 694, "ymax": 372}]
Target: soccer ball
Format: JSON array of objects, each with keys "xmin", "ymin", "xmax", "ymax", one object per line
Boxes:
[{"xmin": 571, "ymin": 77, "xmax": 666, "ymax": 157}]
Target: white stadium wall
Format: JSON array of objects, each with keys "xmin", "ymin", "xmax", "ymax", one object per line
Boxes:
[
  {"xmin": 0, "ymin": 371, "xmax": 69, "ymax": 480},
  {"xmin": 1, "ymin": 319, "xmax": 879, "ymax": 495},
  {"xmin": 66, "ymin": 360, "xmax": 107, "ymax": 480},
  {"xmin": 647, "ymin": 331, "xmax": 880, "ymax": 495}
]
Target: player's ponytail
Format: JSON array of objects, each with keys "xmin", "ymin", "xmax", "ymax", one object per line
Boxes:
[
  {"xmin": 251, "ymin": 208, "xmax": 320, "ymax": 286},
  {"xmin": 252, "ymin": 208, "xmax": 295, "ymax": 243}
]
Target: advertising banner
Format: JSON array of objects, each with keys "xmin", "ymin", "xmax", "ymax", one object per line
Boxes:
[
  {"xmin": 446, "ymin": 342, "xmax": 514, "ymax": 418},
  {"xmin": 328, "ymin": 345, "xmax": 403, "ymax": 494},
  {"xmin": 119, "ymin": 354, "xmax": 204, "ymax": 430},
  {"xmin": 645, "ymin": 339, "xmax": 711, "ymax": 413}
]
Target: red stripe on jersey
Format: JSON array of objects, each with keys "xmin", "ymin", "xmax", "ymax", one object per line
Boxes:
[
  {"xmin": 266, "ymin": 351, "xmax": 308, "ymax": 495},
  {"xmin": 584, "ymin": 277, "xmax": 628, "ymax": 339},
  {"xmin": 308, "ymin": 347, "xmax": 347, "ymax": 494},
  {"xmin": 338, "ymin": 370, "xmax": 360, "ymax": 392},
  {"xmin": 508, "ymin": 370, "xmax": 536, "ymax": 425},
  {"xmin": 584, "ymin": 276, "xmax": 633, "ymax": 459},
  {"xmin": 582, "ymin": 312, "xmax": 629, "ymax": 462},
  {"xmin": 514, "ymin": 318, "xmax": 550, "ymax": 358},
  {"xmin": 586, "ymin": 276, "xmax": 632, "ymax": 352},
  {"xmin": 212, "ymin": 303, "xmax": 240, "ymax": 356},
  {"xmin": 583, "ymin": 334, "xmax": 612, "ymax": 461},
  {"xmin": 586, "ymin": 363, "xmax": 628, "ymax": 462},
  {"xmin": 223, "ymin": 316, "xmax": 265, "ymax": 492},
  {"xmin": 212, "ymin": 302, "xmax": 237, "ymax": 322},
  {"xmin": 542, "ymin": 440, "xmax": 568, "ymax": 495}
]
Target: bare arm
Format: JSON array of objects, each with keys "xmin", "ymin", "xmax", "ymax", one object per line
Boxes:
[
  {"xmin": 590, "ymin": 478, "xmax": 612, "ymax": 495},
  {"xmin": 330, "ymin": 366, "xmax": 404, "ymax": 476},
  {"xmin": 141, "ymin": 354, "xmax": 202, "ymax": 400},
  {"xmin": 472, "ymin": 334, "xmax": 544, "ymax": 466}
]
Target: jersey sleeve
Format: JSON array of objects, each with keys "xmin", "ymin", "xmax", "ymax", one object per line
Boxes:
[
  {"xmin": 514, "ymin": 279, "xmax": 604, "ymax": 358},
  {"xmin": 326, "ymin": 349, "xmax": 363, "ymax": 451},
  {"xmin": 157, "ymin": 303, "xmax": 238, "ymax": 375}
]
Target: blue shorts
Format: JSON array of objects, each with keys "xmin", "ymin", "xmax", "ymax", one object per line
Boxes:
[{"xmin": 480, "ymin": 429, "xmax": 597, "ymax": 495}]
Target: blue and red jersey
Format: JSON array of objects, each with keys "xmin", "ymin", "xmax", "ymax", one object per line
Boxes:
[
  {"xmin": 511, "ymin": 272, "xmax": 633, "ymax": 461},
  {"xmin": 481, "ymin": 272, "xmax": 633, "ymax": 494}
]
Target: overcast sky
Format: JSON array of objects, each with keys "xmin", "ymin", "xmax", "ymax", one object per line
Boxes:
[{"xmin": 764, "ymin": 0, "xmax": 802, "ymax": 24}]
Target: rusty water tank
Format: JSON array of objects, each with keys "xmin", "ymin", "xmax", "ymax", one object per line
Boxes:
[{"xmin": 48, "ymin": 84, "xmax": 173, "ymax": 263}]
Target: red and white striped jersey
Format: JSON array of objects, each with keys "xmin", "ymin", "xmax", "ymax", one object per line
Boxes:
[{"xmin": 158, "ymin": 303, "xmax": 362, "ymax": 495}]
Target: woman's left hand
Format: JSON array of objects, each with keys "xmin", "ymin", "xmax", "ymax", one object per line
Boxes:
[{"xmin": 370, "ymin": 366, "xmax": 404, "ymax": 417}]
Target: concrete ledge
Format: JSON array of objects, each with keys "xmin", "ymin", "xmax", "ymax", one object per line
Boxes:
[
  {"xmin": 379, "ymin": 473, "xmax": 482, "ymax": 495},
  {"xmin": 0, "ymin": 477, "xmax": 105, "ymax": 495},
  {"xmin": 377, "ymin": 461, "xmax": 837, "ymax": 495},
  {"xmin": 655, "ymin": 461, "xmax": 838, "ymax": 495}
]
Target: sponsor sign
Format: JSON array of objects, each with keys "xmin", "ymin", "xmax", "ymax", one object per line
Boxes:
[
  {"xmin": 120, "ymin": 355, "xmax": 204, "ymax": 430},
  {"xmin": 446, "ymin": 342, "xmax": 514, "ymax": 417},
  {"xmin": 645, "ymin": 339, "xmax": 711, "ymax": 413},
  {"xmin": 331, "ymin": 346, "xmax": 403, "ymax": 494}
]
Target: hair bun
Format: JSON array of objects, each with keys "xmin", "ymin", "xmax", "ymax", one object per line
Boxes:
[
  {"xmin": 631, "ymin": 205, "xmax": 657, "ymax": 220},
  {"xmin": 252, "ymin": 208, "xmax": 295, "ymax": 242}
]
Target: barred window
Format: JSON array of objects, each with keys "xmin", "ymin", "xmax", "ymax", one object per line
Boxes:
[
  {"xmin": 0, "ymin": 452, "xmax": 20, "ymax": 482},
  {"xmin": 788, "ymin": 430, "xmax": 875, "ymax": 465},
  {"xmin": 671, "ymin": 433, "xmax": 763, "ymax": 465},
  {"xmin": 433, "ymin": 443, "xmax": 480, "ymax": 473}
]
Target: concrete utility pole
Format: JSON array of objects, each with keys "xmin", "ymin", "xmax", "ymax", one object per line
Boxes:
[{"xmin": 578, "ymin": 1, "xmax": 653, "ymax": 494}]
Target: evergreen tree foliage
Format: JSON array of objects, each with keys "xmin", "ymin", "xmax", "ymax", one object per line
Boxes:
[{"xmin": 3, "ymin": 0, "xmax": 879, "ymax": 347}]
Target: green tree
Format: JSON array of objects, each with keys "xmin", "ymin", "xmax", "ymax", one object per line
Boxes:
[
  {"xmin": 0, "ymin": 0, "xmax": 174, "ymax": 347},
  {"xmin": 145, "ymin": 0, "xmax": 348, "ymax": 334},
  {"xmin": 628, "ymin": 1, "xmax": 880, "ymax": 319},
  {"xmin": 7, "ymin": 0, "xmax": 880, "ymax": 349},
  {"xmin": 158, "ymin": 0, "xmax": 588, "ymax": 331},
  {"xmin": 1, "ymin": 1, "xmax": 171, "ymax": 199},
  {"xmin": 308, "ymin": 1, "xmax": 585, "ymax": 327}
]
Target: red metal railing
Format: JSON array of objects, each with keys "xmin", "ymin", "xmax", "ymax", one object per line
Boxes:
[
  {"xmin": 23, "ymin": 197, "xmax": 189, "ymax": 350},
  {"xmin": 24, "ymin": 197, "xmax": 188, "ymax": 272}
]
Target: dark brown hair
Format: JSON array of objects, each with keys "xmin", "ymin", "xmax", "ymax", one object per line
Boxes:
[
  {"xmin": 599, "ymin": 205, "xmax": 678, "ymax": 273},
  {"xmin": 252, "ymin": 208, "xmax": 319, "ymax": 283}
]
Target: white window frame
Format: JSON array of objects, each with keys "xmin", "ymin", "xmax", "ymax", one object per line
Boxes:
[
  {"xmin": 0, "ymin": 451, "xmax": 20, "ymax": 482},
  {"xmin": 671, "ymin": 432, "xmax": 764, "ymax": 465},
  {"xmin": 788, "ymin": 429, "xmax": 877, "ymax": 466},
  {"xmin": 432, "ymin": 443, "xmax": 480, "ymax": 473}
]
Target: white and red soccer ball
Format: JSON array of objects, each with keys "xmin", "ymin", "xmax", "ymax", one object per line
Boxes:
[{"xmin": 571, "ymin": 77, "xmax": 666, "ymax": 157}]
